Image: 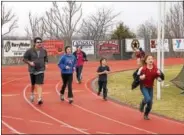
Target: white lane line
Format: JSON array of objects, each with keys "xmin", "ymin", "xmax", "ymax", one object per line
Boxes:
[
  {"xmin": 2, "ymin": 116, "xmax": 24, "ymax": 121},
  {"xmin": 2, "ymin": 77, "xmax": 26, "ymax": 85},
  {"xmin": 28, "ymin": 92, "xmax": 51, "ymax": 95},
  {"xmin": 2, "ymin": 94, "xmax": 20, "ymax": 97},
  {"xmin": 56, "ymin": 81, "xmax": 157, "ymax": 134},
  {"xmin": 3, "ymin": 116, "xmax": 53, "ymax": 126},
  {"xmin": 29, "ymin": 120, "xmax": 53, "ymax": 126},
  {"xmin": 60, "ymin": 125, "xmax": 88, "ymax": 131},
  {"xmin": 23, "ymin": 84, "xmax": 90, "ymax": 135},
  {"xmin": 96, "ymin": 131, "xmax": 111, "ymax": 134},
  {"xmin": 2, "ymin": 120, "xmax": 24, "ymax": 134}
]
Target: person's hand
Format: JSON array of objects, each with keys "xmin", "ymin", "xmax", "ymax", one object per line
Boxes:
[
  {"xmin": 29, "ymin": 61, "xmax": 35, "ymax": 67},
  {"xmin": 66, "ymin": 66, "xmax": 70, "ymax": 69},
  {"xmin": 45, "ymin": 64, "xmax": 48, "ymax": 69},
  {"xmin": 157, "ymin": 70, "xmax": 161, "ymax": 75},
  {"xmin": 104, "ymin": 70, "xmax": 109, "ymax": 74},
  {"xmin": 140, "ymin": 74, "xmax": 146, "ymax": 80}
]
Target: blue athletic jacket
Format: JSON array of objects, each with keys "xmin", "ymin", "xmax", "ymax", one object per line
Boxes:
[{"xmin": 58, "ymin": 54, "xmax": 76, "ymax": 74}]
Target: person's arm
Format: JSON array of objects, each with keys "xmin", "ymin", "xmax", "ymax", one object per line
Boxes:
[
  {"xmin": 139, "ymin": 67, "xmax": 146, "ymax": 80},
  {"xmin": 104, "ymin": 66, "xmax": 110, "ymax": 74},
  {"xmin": 82, "ymin": 51, "xmax": 88, "ymax": 61},
  {"xmin": 44, "ymin": 49, "xmax": 48, "ymax": 64},
  {"xmin": 73, "ymin": 51, "xmax": 77, "ymax": 58},
  {"xmin": 23, "ymin": 49, "xmax": 34, "ymax": 66},
  {"xmin": 137, "ymin": 67, "xmax": 143, "ymax": 75},
  {"xmin": 97, "ymin": 67, "xmax": 105, "ymax": 75},
  {"xmin": 156, "ymin": 69, "xmax": 165, "ymax": 82},
  {"xmin": 73, "ymin": 56, "xmax": 77, "ymax": 71},
  {"xmin": 58, "ymin": 56, "xmax": 67, "ymax": 70}
]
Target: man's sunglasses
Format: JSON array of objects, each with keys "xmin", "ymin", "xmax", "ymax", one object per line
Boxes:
[{"xmin": 36, "ymin": 41, "xmax": 42, "ymax": 43}]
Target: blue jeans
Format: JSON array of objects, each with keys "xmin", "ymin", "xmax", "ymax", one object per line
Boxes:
[{"xmin": 141, "ymin": 86, "xmax": 153, "ymax": 115}]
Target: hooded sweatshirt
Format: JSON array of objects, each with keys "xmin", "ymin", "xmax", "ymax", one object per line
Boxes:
[{"xmin": 58, "ymin": 54, "xmax": 76, "ymax": 74}]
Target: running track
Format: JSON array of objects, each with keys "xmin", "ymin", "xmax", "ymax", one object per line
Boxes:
[{"xmin": 2, "ymin": 58, "xmax": 184, "ymax": 134}]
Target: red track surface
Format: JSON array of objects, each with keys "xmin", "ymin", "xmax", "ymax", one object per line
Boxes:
[{"xmin": 2, "ymin": 58, "xmax": 184, "ymax": 134}]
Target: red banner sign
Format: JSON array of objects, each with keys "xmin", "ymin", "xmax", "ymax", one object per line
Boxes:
[
  {"xmin": 42, "ymin": 40, "xmax": 64, "ymax": 56},
  {"xmin": 98, "ymin": 40, "xmax": 120, "ymax": 54}
]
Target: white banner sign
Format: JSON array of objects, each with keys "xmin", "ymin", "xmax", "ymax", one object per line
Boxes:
[
  {"xmin": 3, "ymin": 40, "xmax": 31, "ymax": 57},
  {"xmin": 150, "ymin": 39, "xmax": 169, "ymax": 52},
  {"xmin": 125, "ymin": 38, "xmax": 145, "ymax": 52},
  {"xmin": 172, "ymin": 39, "xmax": 184, "ymax": 52},
  {"xmin": 72, "ymin": 40, "xmax": 95, "ymax": 55}
]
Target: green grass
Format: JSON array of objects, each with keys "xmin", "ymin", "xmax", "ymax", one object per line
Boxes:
[{"xmin": 94, "ymin": 65, "xmax": 184, "ymax": 121}]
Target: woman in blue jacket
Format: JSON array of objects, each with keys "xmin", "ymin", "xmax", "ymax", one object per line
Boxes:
[{"xmin": 58, "ymin": 46, "xmax": 76, "ymax": 104}]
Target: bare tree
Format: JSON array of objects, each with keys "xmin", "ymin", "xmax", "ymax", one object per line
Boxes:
[
  {"xmin": 44, "ymin": 1, "xmax": 82, "ymax": 45},
  {"xmin": 42, "ymin": 8, "xmax": 63, "ymax": 39},
  {"xmin": 137, "ymin": 19, "xmax": 157, "ymax": 39},
  {"xmin": 137, "ymin": 2, "xmax": 184, "ymax": 39},
  {"xmin": 165, "ymin": 2, "xmax": 184, "ymax": 38},
  {"xmin": 25, "ymin": 12, "xmax": 47, "ymax": 40},
  {"xmin": 2, "ymin": 3, "xmax": 18, "ymax": 36},
  {"xmin": 79, "ymin": 7, "xmax": 120, "ymax": 40}
]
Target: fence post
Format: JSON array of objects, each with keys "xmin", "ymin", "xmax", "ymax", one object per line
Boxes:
[{"xmin": 120, "ymin": 39, "xmax": 122, "ymax": 60}]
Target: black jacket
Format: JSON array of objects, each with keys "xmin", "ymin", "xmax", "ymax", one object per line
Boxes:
[{"xmin": 131, "ymin": 69, "xmax": 140, "ymax": 90}]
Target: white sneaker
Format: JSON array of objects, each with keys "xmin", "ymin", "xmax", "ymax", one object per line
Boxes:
[
  {"xmin": 68, "ymin": 98, "xmax": 73, "ymax": 104},
  {"xmin": 30, "ymin": 94, "xmax": 34, "ymax": 102},
  {"xmin": 60, "ymin": 94, "xmax": 64, "ymax": 101}
]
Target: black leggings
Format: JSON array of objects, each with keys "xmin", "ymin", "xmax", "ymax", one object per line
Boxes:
[
  {"xmin": 98, "ymin": 81, "xmax": 108, "ymax": 98},
  {"xmin": 60, "ymin": 74, "xmax": 73, "ymax": 98},
  {"xmin": 76, "ymin": 65, "xmax": 83, "ymax": 81}
]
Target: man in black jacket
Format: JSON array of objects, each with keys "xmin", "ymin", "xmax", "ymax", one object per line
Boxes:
[{"xmin": 23, "ymin": 37, "xmax": 48, "ymax": 105}]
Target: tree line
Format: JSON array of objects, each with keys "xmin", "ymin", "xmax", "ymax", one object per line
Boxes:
[{"xmin": 2, "ymin": 1, "xmax": 184, "ymax": 46}]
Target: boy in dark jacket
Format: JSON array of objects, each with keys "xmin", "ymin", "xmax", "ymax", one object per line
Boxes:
[{"xmin": 97, "ymin": 58, "xmax": 110, "ymax": 101}]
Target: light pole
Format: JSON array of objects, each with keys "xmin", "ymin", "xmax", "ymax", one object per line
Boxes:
[
  {"xmin": 161, "ymin": 2, "xmax": 166, "ymax": 87},
  {"xmin": 157, "ymin": 1, "xmax": 161, "ymax": 100}
]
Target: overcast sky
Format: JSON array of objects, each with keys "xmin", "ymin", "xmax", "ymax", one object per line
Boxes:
[{"xmin": 2, "ymin": 0, "xmax": 178, "ymax": 37}]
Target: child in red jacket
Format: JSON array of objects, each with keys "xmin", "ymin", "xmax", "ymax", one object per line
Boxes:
[{"xmin": 138, "ymin": 54, "xmax": 163, "ymax": 120}]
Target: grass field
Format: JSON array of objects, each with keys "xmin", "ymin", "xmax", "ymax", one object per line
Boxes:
[{"xmin": 94, "ymin": 65, "xmax": 184, "ymax": 121}]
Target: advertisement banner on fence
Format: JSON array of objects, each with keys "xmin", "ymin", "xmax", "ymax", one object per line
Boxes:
[
  {"xmin": 98, "ymin": 40, "xmax": 120, "ymax": 54},
  {"xmin": 72, "ymin": 40, "xmax": 95, "ymax": 55},
  {"xmin": 3, "ymin": 40, "xmax": 31, "ymax": 57},
  {"xmin": 125, "ymin": 38, "xmax": 145, "ymax": 52},
  {"xmin": 42, "ymin": 40, "xmax": 64, "ymax": 56},
  {"xmin": 150, "ymin": 39, "xmax": 169, "ymax": 52},
  {"xmin": 172, "ymin": 39, "xmax": 184, "ymax": 52}
]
